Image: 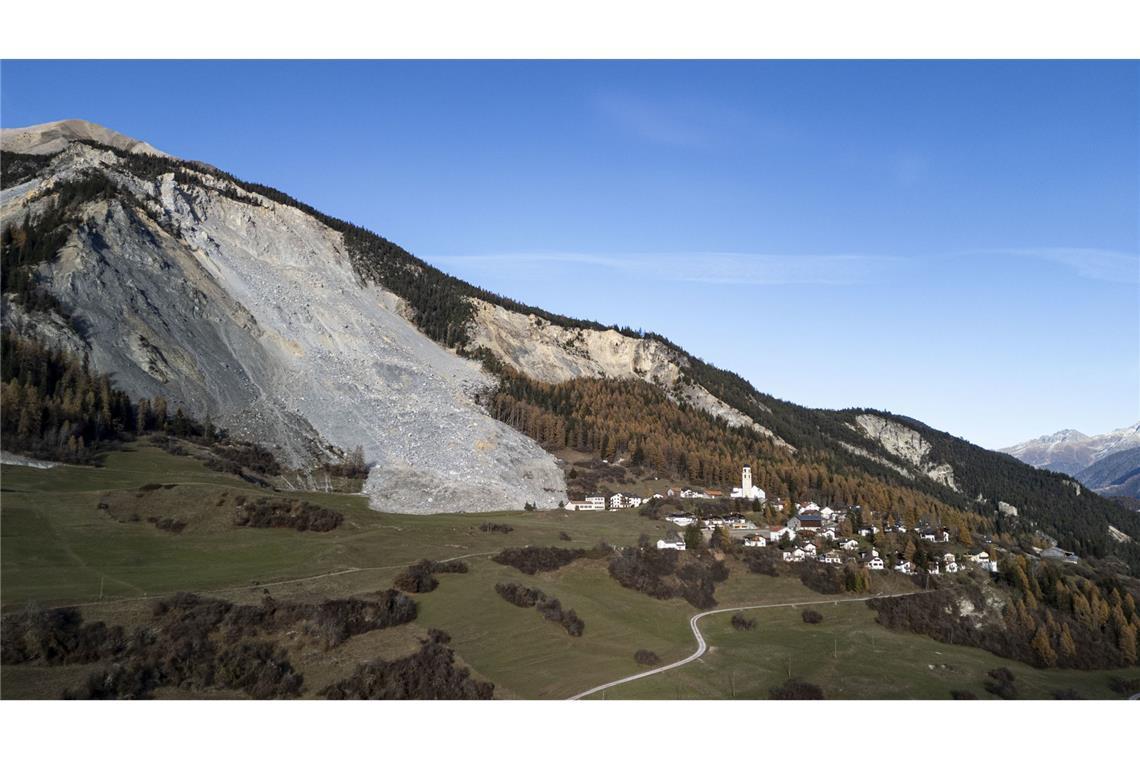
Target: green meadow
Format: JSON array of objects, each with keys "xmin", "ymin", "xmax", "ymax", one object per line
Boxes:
[{"xmin": 3, "ymin": 443, "xmax": 1137, "ymax": 699}]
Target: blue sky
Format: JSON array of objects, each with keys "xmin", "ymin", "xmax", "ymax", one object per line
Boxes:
[{"xmin": 2, "ymin": 60, "xmax": 1137, "ymax": 448}]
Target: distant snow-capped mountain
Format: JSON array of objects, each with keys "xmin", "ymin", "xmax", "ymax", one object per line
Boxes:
[{"xmin": 1001, "ymin": 422, "xmax": 1140, "ymax": 476}]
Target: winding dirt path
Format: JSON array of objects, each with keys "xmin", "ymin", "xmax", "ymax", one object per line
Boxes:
[{"xmin": 567, "ymin": 590, "xmax": 929, "ymax": 700}]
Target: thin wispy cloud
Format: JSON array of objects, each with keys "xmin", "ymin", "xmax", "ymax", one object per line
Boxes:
[
  {"xmin": 942, "ymin": 247, "xmax": 1140, "ymax": 285},
  {"xmin": 432, "ymin": 247, "xmax": 1140, "ymax": 288},
  {"xmin": 987, "ymin": 247, "xmax": 1140, "ymax": 285},
  {"xmin": 430, "ymin": 252, "xmax": 905, "ymax": 286}
]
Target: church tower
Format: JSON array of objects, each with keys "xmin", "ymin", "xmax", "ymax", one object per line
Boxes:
[{"xmin": 742, "ymin": 465, "xmax": 752, "ymax": 495}]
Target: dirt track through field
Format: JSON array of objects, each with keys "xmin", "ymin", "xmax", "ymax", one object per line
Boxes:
[
  {"xmin": 567, "ymin": 589, "xmax": 931, "ymax": 700},
  {"xmin": 40, "ymin": 551, "xmax": 497, "ymax": 611}
]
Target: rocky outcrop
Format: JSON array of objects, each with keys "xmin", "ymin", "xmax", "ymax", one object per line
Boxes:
[
  {"xmin": 1108, "ymin": 525, "xmax": 1132, "ymax": 544},
  {"xmin": 468, "ymin": 299, "xmax": 789, "ymax": 446},
  {"xmin": 836, "ymin": 440, "xmax": 914, "ymax": 479},
  {"xmin": 1, "ymin": 139, "xmax": 566, "ymax": 514},
  {"xmin": 997, "ymin": 501, "xmax": 1019, "ymax": 517},
  {"xmin": 854, "ymin": 414, "xmax": 959, "ymax": 492}
]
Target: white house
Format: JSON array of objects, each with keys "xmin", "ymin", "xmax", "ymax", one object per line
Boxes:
[
  {"xmin": 581, "ymin": 496, "xmax": 606, "ymax": 511},
  {"xmin": 894, "ymin": 560, "xmax": 914, "ymax": 574},
  {"xmin": 743, "ymin": 534, "xmax": 767, "ymax": 548},
  {"xmin": 819, "ymin": 506, "xmax": 835, "ymax": 520},
  {"xmin": 657, "ymin": 532, "xmax": 687, "ymax": 551},
  {"xmin": 782, "ymin": 548, "xmax": 807, "ymax": 562},
  {"xmin": 840, "ymin": 539, "xmax": 860, "ymax": 551},
  {"xmin": 820, "ymin": 528, "xmax": 837, "ymax": 540},
  {"xmin": 942, "ymin": 552, "xmax": 957, "ymax": 565},
  {"xmin": 944, "ymin": 561, "xmax": 960, "ymax": 573},
  {"xmin": 666, "ymin": 513, "xmax": 696, "ymax": 527},
  {"xmin": 865, "ymin": 557, "xmax": 885, "ymax": 570},
  {"xmin": 927, "ymin": 564, "xmax": 940, "ymax": 575},
  {"xmin": 821, "ymin": 550, "xmax": 843, "ymax": 565},
  {"xmin": 968, "ymin": 550, "xmax": 990, "ymax": 564},
  {"xmin": 769, "ymin": 526, "xmax": 794, "ymax": 542},
  {"xmin": 801, "ymin": 543, "xmax": 818, "ymax": 556},
  {"xmin": 610, "ymin": 493, "xmax": 625, "ymax": 510},
  {"xmin": 939, "ymin": 529, "xmax": 951, "ymax": 543},
  {"xmin": 626, "ymin": 496, "xmax": 644, "ymax": 509},
  {"xmin": 680, "ymin": 489, "xmax": 711, "ymax": 500}
]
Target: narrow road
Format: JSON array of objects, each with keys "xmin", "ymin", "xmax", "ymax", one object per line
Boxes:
[{"xmin": 567, "ymin": 590, "xmax": 928, "ymax": 700}]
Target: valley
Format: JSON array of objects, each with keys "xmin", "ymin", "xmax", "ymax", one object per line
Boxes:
[
  {"xmin": 3, "ymin": 444, "xmax": 1137, "ymax": 700},
  {"xmin": 2, "ymin": 120, "xmax": 1139, "ymax": 701}
]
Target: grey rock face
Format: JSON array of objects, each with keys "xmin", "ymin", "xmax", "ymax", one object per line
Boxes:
[
  {"xmin": 1, "ymin": 143, "xmax": 566, "ymax": 514},
  {"xmin": 854, "ymin": 413, "xmax": 959, "ymax": 491}
]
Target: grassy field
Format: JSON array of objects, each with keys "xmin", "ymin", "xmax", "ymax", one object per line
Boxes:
[
  {"xmin": 3, "ymin": 443, "xmax": 1138, "ymax": 699},
  {"xmin": 583, "ymin": 601, "xmax": 1140, "ymax": 700}
]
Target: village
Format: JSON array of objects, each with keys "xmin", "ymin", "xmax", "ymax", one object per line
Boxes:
[{"xmin": 565, "ymin": 465, "xmax": 1004, "ymax": 576}]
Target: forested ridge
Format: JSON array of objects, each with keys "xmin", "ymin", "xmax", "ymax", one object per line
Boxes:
[
  {"xmin": 482, "ymin": 359, "xmax": 985, "ymax": 535},
  {"xmin": 4, "ymin": 141, "xmax": 1138, "ymax": 573},
  {"xmin": 839, "ymin": 409, "xmax": 1140, "ymax": 573},
  {"xmin": 871, "ymin": 557, "xmax": 1140, "ymax": 670}
]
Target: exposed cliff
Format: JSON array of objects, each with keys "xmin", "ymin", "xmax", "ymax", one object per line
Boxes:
[
  {"xmin": 468, "ymin": 299, "xmax": 788, "ymax": 444},
  {"xmin": 1, "ymin": 133, "xmax": 566, "ymax": 514},
  {"xmin": 853, "ymin": 413, "xmax": 960, "ymax": 492}
]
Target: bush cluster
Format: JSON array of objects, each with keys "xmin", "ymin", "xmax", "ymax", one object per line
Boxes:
[
  {"xmin": 494, "ymin": 583, "xmax": 585, "ymax": 636},
  {"xmin": 392, "ymin": 559, "xmax": 468, "ymax": 594},
  {"xmin": 634, "ymin": 649, "xmax": 660, "ymax": 666},
  {"xmin": 479, "ymin": 522, "xmax": 514, "ymax": 534},
  {"xmin": 207, "ymin": 440, "xmax": 282, "ymax": 476},
  {"xmin": 607, "ymin": 546, "xmax": 728, "ymax": 609},
  {"xmin": 744, "ymin": 549, "xmax": 780, "ymax": 577},
  {"xmin": 731, "ymin": 613, "xmax": 756, "ymax": 631},
  {"xmin": 2, "ymin": 587, "xmax": 421, "ymax": 699},
  {"xmin": 492, "ymin": 546, "xmax": 587, "ymax": 575},
  {"xmin": 322, "ymin": 629, "xmax": 494, "ymax": 699},
  {"xmin": 233, "ymin": 497, "xmax": 343, "ymax": 532},
  {"xmin": 147, "ymin": 516, "xmax": 187, "ymax": 534},
  {"xmin": 0, "ymin": 608, "xmax": 127, "ymax": 666},
  {"xmin": 984, "ymin": 667, "xmax": 1018, "ymax": 699},
  {"xmin": 769, "ymin": 678, "xmax": 825, "ymax": 700}
]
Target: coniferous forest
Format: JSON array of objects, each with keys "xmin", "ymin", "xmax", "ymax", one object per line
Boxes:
[{"xmin": 3, "ymin": 142, "xmax": 1138, "ymax": 574}]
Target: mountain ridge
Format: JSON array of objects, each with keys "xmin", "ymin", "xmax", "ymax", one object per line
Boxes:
[
  {"xmin": 0, "ymin": 119, "xmax": 168, "ymax": 158},
  {"xmin": 1001, "ymin": 422, "xmax": 1140, "ymax": 476},
  {"xmin": 3, "ymin": 120, "xmax": 1139, "ymax": 571}
]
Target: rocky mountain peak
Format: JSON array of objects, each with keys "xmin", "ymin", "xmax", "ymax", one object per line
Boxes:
[{"xmin": 1, "ymin": 119, "xmax": 168, "ymax": 157}]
